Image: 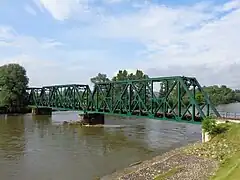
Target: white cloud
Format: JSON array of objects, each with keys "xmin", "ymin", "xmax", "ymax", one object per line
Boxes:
[
  {"xmin": 25, "ymin": 4, "xmax": 37, "ymax": 15},
  {"xmin": 0, "ymin": 50, "xmax": 110, "ymax": 87},
  {"xmin": 32, "ymin": 0, "xmax": 45, "ymax": 12},
  {"xmin": 0, "ymin": 26, "xmax": 17, "ymax": 40},
  {"xmin": 36, "ymin": 0, "xmax": 91, "ymax": 20},
  {"xmin": 38, "ymin": 0, "xmax": 79, "ymax": 20},
  {"xmin": 2, "ymin": 1, "xmax": 240, "ymax": 88},
  {"xmin": 62, "ymin": 0, "xmax": 240, "ymax": 88},
  {"xmin": 142, "ymin": 7, "xmax": 240, "ymax": 68},
  {"xmin": 41, "ymin": 39, "xmax": 64, "ymax": 49},
  {"xmin": 103, "ymin": 0, "xmax": 124, "ymax": 4},
  {"xmin": 0, "ymin": 29, "xmax": 63, "ymax": 53},
  {"xmin": 0, "ymin": 25, "xmax": 118, "ymax": 86},
  {"xmin": 222, "ymin": 0, "xmax": 240, "ymax": 11},
  {"xmin": 84, "ymin": 1, "xmax": 240, "ymax": 69},
  {"xmin": 146, "ymin": 63, "xmax": 240, "ymax": 89}
]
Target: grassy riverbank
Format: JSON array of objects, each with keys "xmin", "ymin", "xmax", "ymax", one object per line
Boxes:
[
  {"xmin": 101, "ymin": 120, "xmax": 240, "ymax": 180},
  {"xmin": 185, "ymin": 121, "xmax": 240, "ymax": 180}
]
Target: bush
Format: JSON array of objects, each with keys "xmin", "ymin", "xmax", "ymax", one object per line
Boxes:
[
  {"xmin": 202, "ymin": 117, "xmax": 216, "ymax": 133},
  {"xmin": 202, "ymin": 118, "xmax": 230, "ymax": 136},
  {"xmin": 210, "ymin": 123, "xmax": 230, "ymax": 136}
]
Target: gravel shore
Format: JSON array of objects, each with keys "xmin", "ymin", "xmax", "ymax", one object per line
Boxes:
[
  {"xmin": 100, "ymin": 121, "xmax": 240, "ymax": 180},
  {"xmin": 101, "ymin": 144, "xmax": 218, "ymax": 180}
]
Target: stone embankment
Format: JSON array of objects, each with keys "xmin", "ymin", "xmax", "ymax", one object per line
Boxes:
[
  {"xmin": 101, "ymin": 120, "xmax": 240, "ymax": 180},
  {"xmin": 100, "ymin": 144, "xmax": 218, "ymax": 180}
]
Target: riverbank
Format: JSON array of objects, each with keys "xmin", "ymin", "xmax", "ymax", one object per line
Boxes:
[
  {"xmin": 101, "ymin": 121, "xmax": 240, "ymax": 180},
  {"xmin": 0, "ymin": 106, "xmax": 32, "ymax": 114}
]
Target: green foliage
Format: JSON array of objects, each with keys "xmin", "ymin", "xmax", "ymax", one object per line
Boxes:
[
  {"xmin": 167, "ymin": 84, "xmax": 240, "ymax": 108},
  {"xmin": 113, "ymin": 70, "xmax": 149, "ymax": 106},
  {"xmin": 91, "ymin": 70, "xmax": 149, "ymax": 85},
  {"xmin": 0, "ymin": 63, "xmax": 29, "ymax": 112},
  {"xmin": 195, "ymin": 92, "xmax": 204, "ymax": 104},
  {"xmin": 90, "ymin": 69, "xmax": 149, "ymax": 108},
  {"xmin": 202, "ymin": 118, "xmax": 217, "ymax": 133},
  {"xmin": 202, "ymin": 118, "xmax": 230, "ymax": 136},
  {"xmin": 211, "ymin": 123, "xmax": 230, "ymax": 136},
  {"xmin": 90, "ymin": 73, "xmax": 109, "ymax": 84},
  {"xmin": 112, "ymin": 69, "xmax": 148, "ymax": 81},
  {"xmin": 203, "ymin": 85, "xmax": 238, "ymax": 105},
  {"xmin": 90, "ymin": 71, "xmax": 240, "ymax": 109}
]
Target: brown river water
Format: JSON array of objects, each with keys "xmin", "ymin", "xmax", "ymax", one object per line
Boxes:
[{"xmin": 0, "ymin": 111, "xmax": 202, "ymax": 180}]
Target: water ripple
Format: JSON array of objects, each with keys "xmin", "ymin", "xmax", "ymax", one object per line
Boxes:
[{"xmin": 0, "ymin": 113, "xmax": 201, "ymax": 180}]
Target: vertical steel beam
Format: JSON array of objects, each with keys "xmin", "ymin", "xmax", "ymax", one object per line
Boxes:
[
  {"xmin": 192, "ymin": 85, "xmax": 196, "ymax": 121},
  {"xmin": 177, "ymin": 81, "xmax": 181, "ymax": 118}
]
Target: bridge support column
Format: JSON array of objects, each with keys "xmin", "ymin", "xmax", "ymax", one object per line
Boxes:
[
  {"xmin": 79, "ymin": 113, "xmax": 104, "ymax": 125},
  {"xmin": 32, "ymin": 107, "xmax": 52, "ymax": 115}
]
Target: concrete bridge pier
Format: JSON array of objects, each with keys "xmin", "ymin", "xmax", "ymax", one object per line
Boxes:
[
  {"xmin": 79, "ymin": 113, "xmax": 104, "ymax": 125},
  {"xmin": 32, "ymin": 107, "xmax": 52, "ymax": 115},
  {"xmin": 202, "ymin": 130, "xmax": 210, "ymax": 143}
]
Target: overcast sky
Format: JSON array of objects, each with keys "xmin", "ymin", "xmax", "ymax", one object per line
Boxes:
[{"xmin": 0, "ymin": 0, "xmax": 240, "ymax": 88}]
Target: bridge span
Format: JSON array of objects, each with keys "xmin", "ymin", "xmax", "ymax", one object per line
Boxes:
[{"xmin": 26, "ymin": 76, "xmax": 221, "ymax": 124}]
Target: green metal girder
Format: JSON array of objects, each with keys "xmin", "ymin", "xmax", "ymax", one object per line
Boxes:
[
  {"xmin": 26, "ymin": 76, "xmax": 221, "ymax": 123},
  {"xmin": 27, "ymin": 84, "xmax": 92, "ymax": 111}
]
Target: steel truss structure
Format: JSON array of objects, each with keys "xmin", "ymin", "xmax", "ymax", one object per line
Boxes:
[{"xmin": 27, "ymin": 76, "xmax": 221, "ymax": 123}]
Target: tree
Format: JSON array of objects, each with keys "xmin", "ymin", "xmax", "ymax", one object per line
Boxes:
[
  {"xmin": 195, "ymin": 92, "xmax": 204, "ymax": 105},
  {"xmin": 111, "ymin": 69, "xmax": 149, "ymax": 109},
  {"xmin": 90, "ymin": 73, "xmax": 110, "ymax": 106},
  {"xmin": 112, "ymin": 69, "xmax": 148, "ymax": 81},
  {"xmin": 90, "ymin": 73, "xmax": 110, "ymax": 84},
  {"xmin": 0, "ymin": 63, "xmax": 29, "ymax": 112},
  {"xmin": 203, "ymin": 85, "xmax": 236, "ymax": 105},
  {"xmin": 135, "ymin": 69, "xmax": 148, "ymax": 80}
]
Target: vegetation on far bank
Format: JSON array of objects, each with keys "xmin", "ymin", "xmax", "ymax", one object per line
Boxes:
[
  {"xmin": 91, "ymin": 70, "xmax": 240, "ymax": 106},
  {"xmin": 1, "ymin": 63, "xmax": 240, "ymax": 114}
]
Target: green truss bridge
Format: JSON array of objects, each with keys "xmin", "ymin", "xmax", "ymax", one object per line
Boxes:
[{"xmin": 26, "ymin": 76, "xmax": 221, "ymax": 124}]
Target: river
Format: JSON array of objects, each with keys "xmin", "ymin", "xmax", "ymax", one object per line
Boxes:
[{"xmin": 0, "ymin": 103, "xmax": 238, "ymax": 180}]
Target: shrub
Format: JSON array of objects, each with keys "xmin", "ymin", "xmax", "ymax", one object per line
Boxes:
[
  {"xmin": 210, "ymin": 123, "xmax": 230, "ymax": 136},
  {"xmin": 202, "ymin": 117, "xmax": 230, "ymax": 136},
  {"xmin": 202, "ymin": 117, "xmax": 216, "ymax": 133}
]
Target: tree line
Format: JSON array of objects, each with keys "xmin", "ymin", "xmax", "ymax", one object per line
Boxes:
[
  {"xmin": 90, "ymin": 69, "xmax": 148, "ymax": 83},
  {"xmin": 91, "ymin": 70, "xmax": 240, "ymax": 106},
  {"xmin": 201, "ymin": 85, "xmax": 240, "ymax": 105},
  {"xmin": 0, "ymin": 63, "xmax": 240, "ymax": 114}
]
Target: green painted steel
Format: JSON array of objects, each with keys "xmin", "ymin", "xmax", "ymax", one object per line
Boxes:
[{"xmin": 26, "ymin": 76, "xmax": 221, "ymax": 123}]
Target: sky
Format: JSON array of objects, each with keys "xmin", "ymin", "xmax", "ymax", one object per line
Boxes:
[{"xmin": 0, "ymin": 0, "xmax": 240, "ymax": 88}]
